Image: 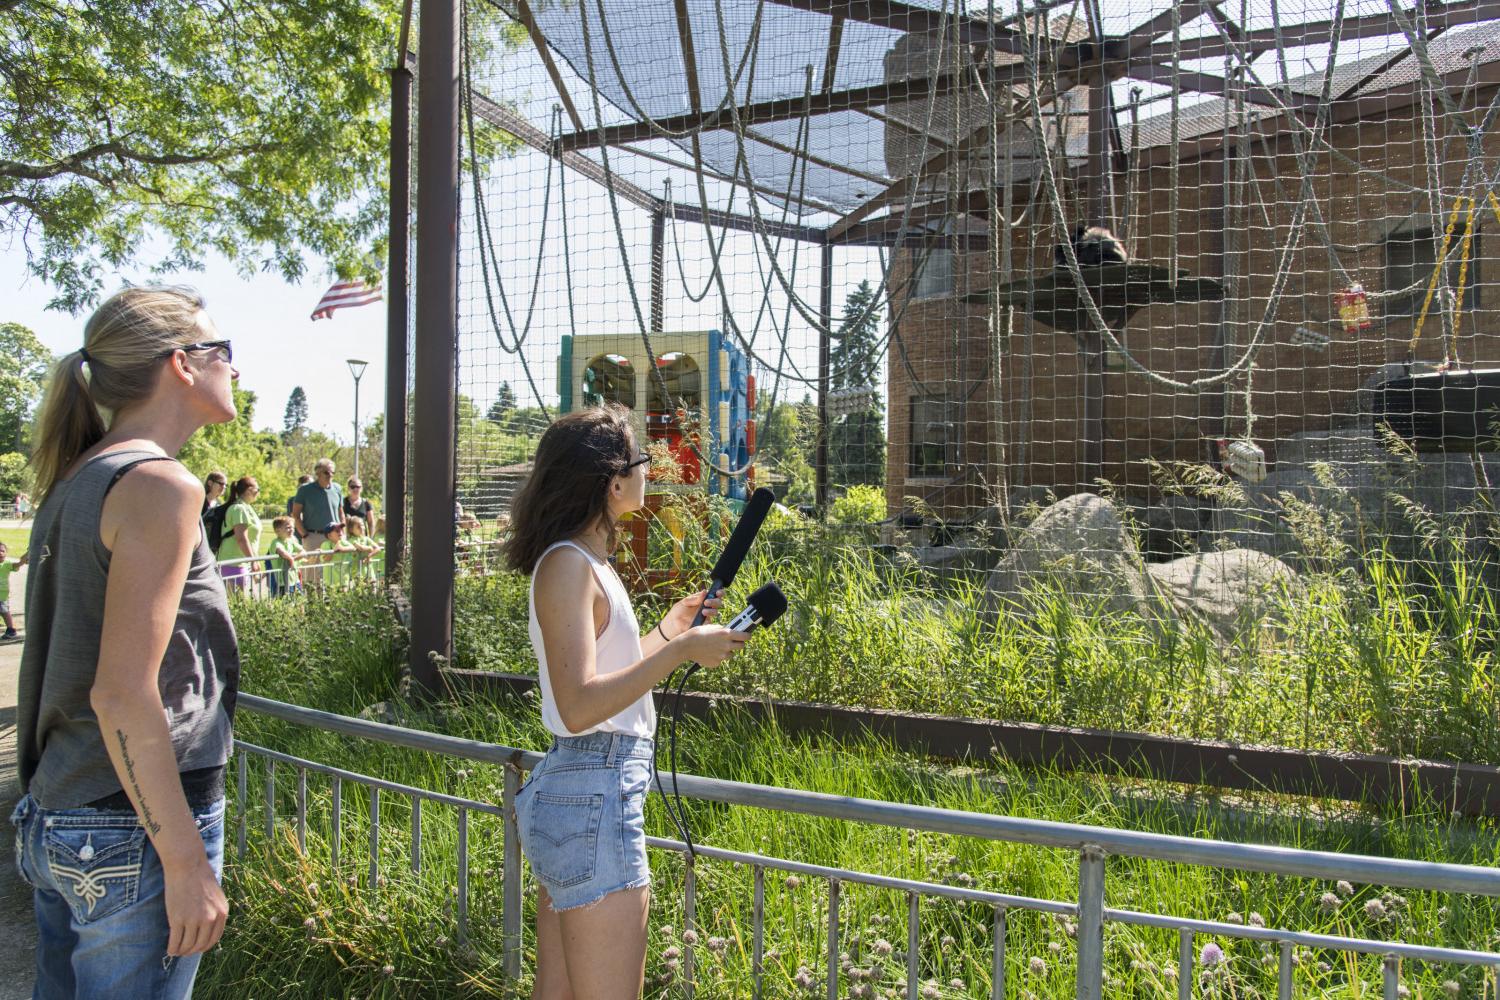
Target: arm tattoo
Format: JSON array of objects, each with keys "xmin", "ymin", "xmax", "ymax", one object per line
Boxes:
[{"xmin": 114, "ymin": 730, "xmax": 163, "ymax": 836}]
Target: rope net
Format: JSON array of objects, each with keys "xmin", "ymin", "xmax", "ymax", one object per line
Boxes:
[{"xmin": 452, "ymin": 0, "xmax": 1500, "ymax": 625}]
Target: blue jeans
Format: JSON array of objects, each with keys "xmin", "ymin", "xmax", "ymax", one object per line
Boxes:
[
  {"xmin": 514, "ymin": 731, "xmax": 655, "ymax": 911},
  {"xmin": 11, "ymin": 794, "xmax": 226, "ymax": 1000}
]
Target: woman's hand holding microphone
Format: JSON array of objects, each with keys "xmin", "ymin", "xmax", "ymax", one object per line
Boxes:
[{"xmin": 658, "ymin": 590, "xmax": 750, "ymax": 668}]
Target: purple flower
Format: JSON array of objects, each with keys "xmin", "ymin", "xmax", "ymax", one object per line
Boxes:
[{"xmin": 1200, "ymin": 942, "xmax": 1226, "ymax": 968}]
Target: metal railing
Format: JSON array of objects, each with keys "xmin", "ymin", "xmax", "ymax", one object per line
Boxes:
[
  {"xmin": 234, "ymin": 693, "xmax": 1500, "ymax": 999},
  {"xmin": 215, "ymin": 552, "xmax": 386, "ymax": 598}
]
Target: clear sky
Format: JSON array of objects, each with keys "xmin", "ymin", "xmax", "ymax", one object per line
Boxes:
[{"xmin": 1, "ymin": 240, "xmax": 388, "ymax": 444}]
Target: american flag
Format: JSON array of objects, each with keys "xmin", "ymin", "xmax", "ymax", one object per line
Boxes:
[{"xmin": 310, "ymin": 278, "xmax": 382, "ymax": 320}]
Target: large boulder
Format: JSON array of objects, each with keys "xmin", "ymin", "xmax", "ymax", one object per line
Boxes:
[
  {"xmin": 1147, "ymin": 549, "xmax": 1299, "ymax": 640},
  {"xmin": 983, "ymin": 493, "xmax": 1163, "ymax": 620}
]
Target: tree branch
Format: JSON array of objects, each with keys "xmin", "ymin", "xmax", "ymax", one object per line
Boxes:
[{"xmin": 0, "ymin": 139, "xmax": 277, "ymax": 181}]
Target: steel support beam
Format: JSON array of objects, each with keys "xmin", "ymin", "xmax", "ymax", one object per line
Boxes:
[
  {"xmin": 384, "ymin": 59, "xmax": 412, "ymax": 584},
  {"xmin": 514, "ymin": 0, "xmax": 585, "ymax": 132},
  {"xmin": 651, "ymin": 207, "xmax": 665, "ymax": 334},
  {"xmin": 410, "ymin": 0, "xmax": 459, "ymax": 693},
  {"xmin": 556, "ymin": 59, "xmax": 1047, "ymax": 152},
  {"xmin": 815, "ymin": 242, "xmax": 833, "ymax": 512},
  {"xmin": 1141, "ymin": 0, "xmax": 1500, "ymax": 63}
]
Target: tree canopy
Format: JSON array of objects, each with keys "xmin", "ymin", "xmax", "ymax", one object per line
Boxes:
[
  {"xmin": 0, "ymin": 321, "xmax": 51, "ymax": 451},
  {"xmin": 2, "ymin": 0, "xmax": 401, "ymax": 312}
]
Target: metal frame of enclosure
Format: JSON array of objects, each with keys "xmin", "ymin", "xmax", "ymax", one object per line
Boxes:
[
  {"xmin": 391, "ymin": 0, "xmax": 1500, "ymax": 685},
  {"xmin": 237, "ymin": 693, "xmax": 1500, "ymax": 1000}
]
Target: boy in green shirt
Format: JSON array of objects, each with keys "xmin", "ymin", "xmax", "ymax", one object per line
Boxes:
[
  {"xmin": 316, "ymin": 522, "xmax": 359, "ymax": 590},
  {"xmin": 345, "ymin": 516, "xmax": 382, "ymax": 581},
  {"xmin": 0, "ymin": 541, "xmax": 29, "ymax": 640},
  {"xmin": 269, "ymin": 516, "xmax": 305, "ymax": 596}
]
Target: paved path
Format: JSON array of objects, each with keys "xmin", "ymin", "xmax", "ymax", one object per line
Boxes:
[{"xmin": 0, "ymin": 564, "xmax": 33, "ymax": 998}]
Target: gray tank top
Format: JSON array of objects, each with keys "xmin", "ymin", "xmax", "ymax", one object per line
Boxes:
[{"xmin": 18, "ymin": 448, "xmax": 240, "ymax": 809}]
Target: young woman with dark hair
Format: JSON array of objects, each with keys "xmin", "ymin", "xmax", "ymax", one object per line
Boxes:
[{"xmin": 503, "ymin": 403, "xmax": 749, "ymax": 999}]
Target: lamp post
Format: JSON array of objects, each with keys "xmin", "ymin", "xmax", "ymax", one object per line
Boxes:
[{"xmin": 347, "ymin": 358, "xmax": 369, "ymax": 482}]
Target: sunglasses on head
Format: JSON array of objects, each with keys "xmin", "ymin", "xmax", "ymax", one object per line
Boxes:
[
  {"xmin": 624, "ymin": 452, "xmax": 652, "ymax": 471},
  {"xmin": 159, "ymin": 340, "xmax": 233, "ymax": 364}
]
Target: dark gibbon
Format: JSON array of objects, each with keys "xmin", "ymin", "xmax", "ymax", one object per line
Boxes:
[{"xmin": 1056, "ymin": 224, "xmax": 1129, "ymax": 268}]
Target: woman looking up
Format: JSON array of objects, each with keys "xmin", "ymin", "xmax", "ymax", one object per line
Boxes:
[
  {"xmin": 14, "ymin": 285, "xmax": 240, "ymax": 999},
  {"xmin": 503, "ymin": 404, "xmax": 750, "ymax": 1000}
]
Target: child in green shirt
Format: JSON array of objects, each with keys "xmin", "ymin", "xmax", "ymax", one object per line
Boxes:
[
  {"xmin": 0, "ymin": 541, "xmax": 28, "ymax": 639},
  {"xmin": 346, "ymin": 516, "xmax": 383, "ymax": 581},
  {"xmin": 269, "ymin": 516, "xmax": 305, "ymax": 595},
  {"xmin": 316, "ymin": 523, "xmax": 359, "ymax": 590}
]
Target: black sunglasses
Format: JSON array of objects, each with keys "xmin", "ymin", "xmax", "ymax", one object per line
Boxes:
[
  {"xmin": 159, "ymin": 340, "xmax": 233, "ymax": 364},
  {"xmin": 624, "ymin": 452, "xmax": 652, "ymax": 471}
]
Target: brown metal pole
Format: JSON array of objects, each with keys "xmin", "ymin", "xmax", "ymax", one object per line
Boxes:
[
  {"xmin": 410, "ymin": 0, "xmax": 459, "ymax": 694},
  {"xmin": 815, "ymin": 242, "xmax": 833, "ymax": 512},
  {"xmin": 650, "ymin": 207, "xmax": 665, "ymax": 335},
  {"xmin": 384, "ymin": 60, "xmax": 412, "ymax": 585}
]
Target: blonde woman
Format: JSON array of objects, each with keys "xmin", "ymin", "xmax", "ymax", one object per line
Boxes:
[{"xmin": 14, "ymin": 285, "xmax": 240, "ymax": 999}]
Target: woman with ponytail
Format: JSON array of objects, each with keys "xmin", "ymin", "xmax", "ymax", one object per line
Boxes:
[{"xmin": 14, "ymin": 285, "xmax": 241, "ymax": 999}]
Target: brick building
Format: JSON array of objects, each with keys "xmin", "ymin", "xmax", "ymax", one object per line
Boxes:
[{"xmin": 881, "ymin": 24, "xmax": 1500, "ymax": 519}]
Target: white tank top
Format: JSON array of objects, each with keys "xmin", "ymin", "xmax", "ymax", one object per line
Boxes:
[{"xmin": 529, "ymin": 540, "xmax": 656, "ymax": 738}]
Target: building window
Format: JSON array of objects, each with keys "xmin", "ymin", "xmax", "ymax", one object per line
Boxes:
[
  {"xmin": 1384, "ymin": 222, "xmax": 1481, "ymax": 316},
  {"xmin": 909, "ymin": 395, "xmax": 956, "ymax": 477},
  {"xmin": 911, "ymin": 245, "xmax": 954, "ymax": 300}
]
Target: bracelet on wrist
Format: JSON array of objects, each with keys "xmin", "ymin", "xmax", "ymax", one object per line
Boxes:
[{"xmin": 656, "ymin": 621, "xmax": 672, "ymax": 643}]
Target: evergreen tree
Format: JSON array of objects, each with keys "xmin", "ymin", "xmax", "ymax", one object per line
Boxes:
[
  {"xmin": 283, "ymin": 386, "xmax": 309, "ymax": 441},
  {"xmin": 827, "ymin": 281, "xmax": 886, "ymax": 487},
  {"xmin": 485, "ymin": 382, "xmax": 517, "ymax": 424}
]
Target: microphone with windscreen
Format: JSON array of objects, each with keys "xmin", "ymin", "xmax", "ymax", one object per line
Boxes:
[
  {"xmin": 690, "ymin": 487, "xmax": 775, "ymax": 626},
  {"xmin": 725, "ymin": 582, "xmax": 787, "ymax": 634}
]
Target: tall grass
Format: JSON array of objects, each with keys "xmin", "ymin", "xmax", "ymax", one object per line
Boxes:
[
  {"xmin": 453, "ymin": 531, "xmax": 1500, "ymax": 765},
  {"xmin": 202, "ymin": 588, "xmax": 1500, "ymax": 999}
]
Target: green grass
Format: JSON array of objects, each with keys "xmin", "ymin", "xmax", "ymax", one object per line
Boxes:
[
  {"xmin": 0, "ymin": 525, "xmax": 30, "ymax": 553},
  {"xmin": 204, "ymin": 587, "xmax": 1500, "ymax": 999}
]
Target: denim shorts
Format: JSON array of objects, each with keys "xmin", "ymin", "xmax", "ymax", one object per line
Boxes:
[
  {"xmin": 12, "ymin": 793, "xmax": 226, "ymax": 999},
  {"xmin": 514, "ymin": 731, "xmax": 654, "ymax": 911}
]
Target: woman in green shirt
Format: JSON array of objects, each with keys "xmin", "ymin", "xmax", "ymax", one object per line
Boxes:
[{"xmin": 216, "ymin": 476, "xmax": 262, "ymax": 591}]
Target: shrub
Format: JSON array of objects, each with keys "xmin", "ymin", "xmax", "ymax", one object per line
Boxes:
[{"xmin": 828, "ymin": 484, "xmax": 886, "ymax": 525}]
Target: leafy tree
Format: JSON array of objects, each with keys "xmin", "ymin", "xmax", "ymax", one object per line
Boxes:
[
  {"xmin": 756, "ymin": 393, "xmax": 816, "ymax": 506},
  {"xmin": 283, "ymin": 386, "xmax": 309, "ymax": 441},
  {"xmin": 0, "ymin": 451, "xmax": 29, "ymax": 501},
  {"xmin": 0, "ymin": 322, "xmax": 52, "ymax": 452},
  {"xmin": 828, "ymin": 281, "xmax": 886, "ymax": 487},
  {"xmin": 177, "ymin": 385, "xmax": 291, "ymax": 510},
  {"xmin": 2, "ymin": 0, "xmax": 399, "ymax": 311}
]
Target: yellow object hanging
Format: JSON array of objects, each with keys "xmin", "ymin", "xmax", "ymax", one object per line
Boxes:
[{"xmin": 1409, "ymin": 192, "xmax": 1496, "ymax": 365}]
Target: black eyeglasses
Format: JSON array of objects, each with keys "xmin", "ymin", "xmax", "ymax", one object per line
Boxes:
[
  {"xmin": 160, "ymin": 340, "xmax": 233, "ymax": 364},
  {"xmin": 624, "ymin": 452, "xmax": 652, "ymax": 471}
]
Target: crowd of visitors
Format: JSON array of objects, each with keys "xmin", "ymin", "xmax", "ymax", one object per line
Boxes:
[{"xmin": 200, "ymin": 457, "xmax": 384, "ymax": 595}]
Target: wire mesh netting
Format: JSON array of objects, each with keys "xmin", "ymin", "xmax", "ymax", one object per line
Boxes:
[{"xmin": 446, "ymin": 0, "xmax": 1500, "ymax": 764}]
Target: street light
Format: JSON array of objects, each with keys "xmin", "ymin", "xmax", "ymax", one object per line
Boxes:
[{"xmin": 347, "ymin": 358, "xmax": 369, "ymax": 482}]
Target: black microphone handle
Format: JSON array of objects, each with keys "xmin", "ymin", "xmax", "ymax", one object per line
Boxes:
[{"xmin": 689, "ymin": 578, "xmax": 725, "ymax": 628}]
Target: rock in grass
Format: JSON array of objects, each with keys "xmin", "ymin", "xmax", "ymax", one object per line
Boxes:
[
  {"xmin": 982, "ymin": 492, "xmax": 1163, "ymax": 623},
  {"xmin": 1147, "ymin": 549, "xmax": 1299, "ymax": 641}
]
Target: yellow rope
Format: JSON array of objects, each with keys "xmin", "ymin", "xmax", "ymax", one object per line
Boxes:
[
  {"xmin": 1450, "ymin": 195, "xmax": 1478, "ymax": 359},
  {"xmin": 1408, "ymin": 195, "xmax": 1466, "ymax": 360}
]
